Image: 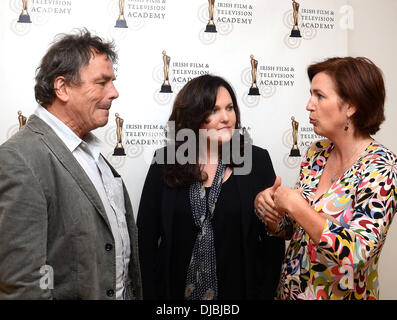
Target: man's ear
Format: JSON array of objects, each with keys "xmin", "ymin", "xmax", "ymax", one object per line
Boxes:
[{"xmin": 53, "ymin": 76, "xmax": 69, "ymax": 103}]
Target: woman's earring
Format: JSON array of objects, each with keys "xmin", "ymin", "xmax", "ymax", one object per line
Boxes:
[{"xmin": 344, "ymin": 119, "xmax": 350, "ymax": 131}]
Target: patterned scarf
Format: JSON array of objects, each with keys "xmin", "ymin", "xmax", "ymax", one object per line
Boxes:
[{"xmin": 185, "ymin": 160, "xmax": 226, "ymax": 300}]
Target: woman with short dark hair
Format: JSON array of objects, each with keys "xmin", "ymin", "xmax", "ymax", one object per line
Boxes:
[
  {"xmin": 255, "ymin": 57, "xmax": 397, "ymax": 300},
  {"xmin": 137, "ymin": 74, "xmax": 285, "ymax": 300},
  {"xmin": 307, "ymin": 56, "xmax": 385, "ymax": 136}
]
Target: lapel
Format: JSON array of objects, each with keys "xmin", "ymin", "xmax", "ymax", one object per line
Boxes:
[
  {"xmin": 27, "ymin": 115, "xmax": 111, "ymax": 230},
  {"xmin": 155, "ymin": 147, "xmax": 177, "ymax": 247},
  {"xmin": 160, "ymin": 184, "xmax": 176, "ymax": 297},
  {"xmin": 161, "ymin": 185, "xmax": 176, "ymax": 248},
  {"xmin": 234, "ymin": 170, "xmax": 253, "ymax": 244}
]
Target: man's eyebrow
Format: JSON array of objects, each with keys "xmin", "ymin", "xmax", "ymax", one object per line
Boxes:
[{"xmin": 96, "ymin": 74, "xmax": 116, "ymax": 81}]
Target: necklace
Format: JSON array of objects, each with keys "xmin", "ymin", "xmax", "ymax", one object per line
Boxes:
[{"xmin": 329, "ymin": 140, "xmax": 370, "ymax": 184}]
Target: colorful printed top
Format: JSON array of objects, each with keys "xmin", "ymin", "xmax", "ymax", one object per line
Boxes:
[{"xmin": 278, "ymin": 139, "xmax": 397, "ymax": 300}]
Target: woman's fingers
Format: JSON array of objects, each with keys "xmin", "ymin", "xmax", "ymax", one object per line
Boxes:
[
  {"xmin": 256, "ymin": 197, "xmax": 283, "ymax": 224},
  {"xmin": 254, "ymin": 183, "xmax": 286, "ymax": 225},
  {"xmin": 264, "ymin": 207, "xmax": 283, "ymax": 224}
]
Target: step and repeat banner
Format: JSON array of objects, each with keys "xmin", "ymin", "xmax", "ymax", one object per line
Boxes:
[{"xmin": 0, "ymin": 0, "xmax": 348, "ymax": 214}]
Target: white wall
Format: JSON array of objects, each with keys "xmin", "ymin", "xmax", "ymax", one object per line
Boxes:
[
  {"xmin": 348, "ymin": 0, "xmax": 397, "ymax": 300},
  {"xmin": 0, "ymin": 0, "xmax": 349, "ymax": 211}
]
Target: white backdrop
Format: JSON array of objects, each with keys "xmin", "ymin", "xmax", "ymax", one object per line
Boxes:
[
  {"xmin": 347, "ymin": 0, "xmax": 397, "ymax": 300},
  {"xmin": 0, "ymin": 0, "xmax": 348, "ymax": 214}
]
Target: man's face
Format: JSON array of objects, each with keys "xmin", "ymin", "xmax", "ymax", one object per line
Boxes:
[{"xmin": 67, "ymin": 52, "xmax": 118, "ymax": 136}]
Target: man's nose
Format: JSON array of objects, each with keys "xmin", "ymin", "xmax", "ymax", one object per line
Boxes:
[{"xmin": 109, "ymin": 82, "xmax": 119, "ymax": 100}]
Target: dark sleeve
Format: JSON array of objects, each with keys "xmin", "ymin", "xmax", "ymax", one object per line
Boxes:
[
  {"xmin": 252, "ymin": 146, "xmax": 285, "ymax": 299},
  {"xmin": 0, "ymin": 147, "xmax": 51, "ymax": 299},
  {"xmin": 136, "ymin": 155, "xmax": 164, "ymax": 300},
  {"xmin": 252, "ymin": 146, "xmax": 276, "ymax": 193},
  {"xmin": 262, "ymin": 230, "xmax": 285, "ymax": 299}
]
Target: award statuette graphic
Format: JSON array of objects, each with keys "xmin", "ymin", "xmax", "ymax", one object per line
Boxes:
[
  {"xmin": 18, "ymin": 111, "xmax": 27, "ymax": 130},
  {"xmin": 205, "ymin": 0, "xmax": 217, "ymax": 33},
  {"xmin": 248, "ymin": 55, "xmax": 260, "ymax": 96},
  {"xmin": 18, "ymin": 0, "xmax": 32, "ymax": 23},
  {"xmin": 115, "ymin": 0, "xmax": 128, "ymax": 28},
  {"xmin": 289, "ymin": 116, "xmax": 301, "ymax": 157},
  {"xmin": 290, "ymin": 0, "xmax": 302, "ymax": 38},
  {"xmin": 160, "ymin": 50, "xmax": 173, "ymax": 93},
  {"xmin": 113, "ymin": 113, "xmax": 126, "ymax": 156}
]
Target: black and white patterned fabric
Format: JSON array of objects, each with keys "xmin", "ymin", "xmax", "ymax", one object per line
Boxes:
[{"xmin": 185, "ymin": 161, "xmax": 227, "ymax": 300}]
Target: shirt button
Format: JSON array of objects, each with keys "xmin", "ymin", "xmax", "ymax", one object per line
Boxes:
[
  {"xmin": 105, "ymin": 243, "xmax": 113, "ymax": 251},
  {"xmin": 106, "ymin": 289, "xmax": 115, "ymax": 297}
]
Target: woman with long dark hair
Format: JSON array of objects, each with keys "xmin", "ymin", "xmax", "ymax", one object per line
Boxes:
[{"xmin": 137, "ymin": 74, "xmax": 285, "ymax": 300}]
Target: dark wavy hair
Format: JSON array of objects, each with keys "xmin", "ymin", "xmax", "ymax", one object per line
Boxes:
[
  {"xmin": 307, "ymin": 57, "xmax": 385, "ymax": 135},
  {"xmin": 162, "ymin": 74, "xmax": 248, "ymax": 188},
  {"xmin": 34, "ymin": 28, "xmax": 117, "ymax": 107}
]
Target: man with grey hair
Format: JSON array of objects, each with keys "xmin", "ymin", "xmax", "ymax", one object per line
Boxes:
[{"xmin": 0, "ymin": 29, "xmax": 142, "ymax": 300}]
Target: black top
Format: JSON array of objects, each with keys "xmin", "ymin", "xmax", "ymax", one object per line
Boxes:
[
  {"xmin": 170, "ymin": 175, "xmax": 244, "ymax": 299},
  {"xmin": 137, "ymin": 145, "xmax": 286, "ymax": 300}
]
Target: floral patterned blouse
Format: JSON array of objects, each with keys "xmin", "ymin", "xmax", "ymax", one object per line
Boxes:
[{"xmin": 278, "ymin": 139, "xmax": 397, "ymax": 300}]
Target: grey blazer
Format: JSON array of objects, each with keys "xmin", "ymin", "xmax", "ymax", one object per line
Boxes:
[{"xmin": 0, "ymin": 115, "xmax": 142, "ymax": 300}]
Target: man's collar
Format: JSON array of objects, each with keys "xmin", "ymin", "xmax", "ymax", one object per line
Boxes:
[{"xmin": 34, "ymin": 106, "xmax": 103, "ymax": 162}]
